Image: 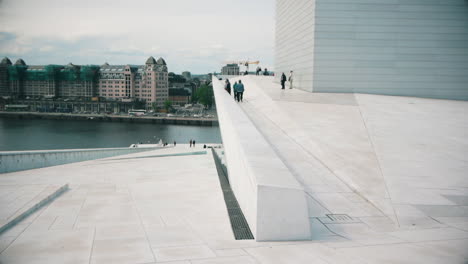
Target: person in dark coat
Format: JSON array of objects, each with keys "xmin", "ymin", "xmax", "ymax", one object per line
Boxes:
[
  {"xmin": 281, "ymin": 73, "xmax": 286, "ymax": 89},
  {"xmin": 193, "ymin": 140, "xmax": 196, "ymax": 147},
  {"xmin": 224, "ymin": 79, "xmax": 231, "ymax": 95},
  {"xmin": 236, "ymin": 80, "xmax": 245, "ymax": 102},
  {"xmin": 256, "ymin": 66, "xmax": 261, "ymax": 75},
  {"xmin": 233, "ymin": 81, "xmax": 239, "ymax": 101},
  {"xmin": 190, "ymin": 139, "xmax": 192, "ymax": 147}
]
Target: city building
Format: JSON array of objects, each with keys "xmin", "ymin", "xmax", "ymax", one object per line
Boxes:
[
  {"xmin": 168, "ymin": 72, "xmax": 186, "ymax": 90},
  {"xmin": 98, "ymin": 57, "xmax": 169, "ymax": 108},
  {"xmin": 58, "ymin": 63, "xmax": 100, "ymax": 98},
  {"xmin": 0, "ymin": 58, "xmax": 100, "ymax": 99},
  {"xmin": 169, "ymin": 71, "xmax": 197, "ymax": 92},
  {"xmin": 0, "ymin": 57, "xmax": 12, "ymax": 96},
  {"xmin": 0, "ymin": 56, "xmax": 168, "ymax": 109},
  {"xmin": 6, "ymin": 59, "xmax": 28, "ymax": 98},
  {"xmin": 169, "ymin": 88, "xmax": 191, "ymax": 106},
  {"xmin": 98, "ymin": 64, "xmax": 136, "ymax": 101},
  {"xmin": 21, "ymin": 64, "xmax": 62, "ymax": 98},
  {"xmin": 275, "ymin": 0, "xmax": 468, "ymax": 100},
  {"xmin": 221, "ymin": 64, "xmax": 239, "ymax": 75},
  {"xmin": 137, "ymin": 57, "xmax": 169, "ymax": 108}
]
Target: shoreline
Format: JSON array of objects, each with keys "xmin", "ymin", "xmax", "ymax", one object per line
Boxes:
[{"xmin": 0, "ymin": 111, "xmax": 218, "ymax": 126}]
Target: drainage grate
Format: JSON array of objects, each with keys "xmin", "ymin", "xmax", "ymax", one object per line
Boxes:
[
  {"xmin": 326, "ymin": 214, "xmax": 355, "ymax": 223},
  {"xmin": 211, "ymin": 149, "xmax": 254, "ymax": 240}
]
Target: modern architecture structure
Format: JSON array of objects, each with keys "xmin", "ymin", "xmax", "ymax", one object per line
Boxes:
[
  {"xmin": 275, "ymin": 0, "xmax": 468, "ymax": 100},
  {"xmin": 221, "ymin": 64, "xmax": 240, "ymax": 75},
  {"xmin": 0, "ymin": 1, "xmax": 468, "ymax": 262}
]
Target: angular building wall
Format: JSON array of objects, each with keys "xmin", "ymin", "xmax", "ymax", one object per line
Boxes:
[
  {"xmin": 275, "ymin": 0, "xmax": 468, "ymax": 100},
  {"xmin": 275, "ymin": 0, "xmax": 316, "ymax": 92}
]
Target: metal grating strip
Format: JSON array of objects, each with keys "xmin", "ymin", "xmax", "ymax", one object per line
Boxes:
[
  {"xmin": 326, "ymin": 214, "xmax": 354, "ymax": 222},
  {"xmin": 211, "ymin": 149, "xmax": 254, "ymax": 240}
]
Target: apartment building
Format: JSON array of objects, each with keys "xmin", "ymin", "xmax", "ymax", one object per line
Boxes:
[
  {"xmin": 58, "ymin": 63, "xmax": 99, "ymax": 98},
  {"xmin": 1, "ymin": 58, "xmax": 100, "ymax": 98},
  {"xmin": 0, "ymin": 57, "xmax": 12, "ymax": 96},
  {"xmin": 0, "ymin": 56, "xmax": 169, "ymax": 108},
  {"xmin": 98, "ymin": 56, "xmax": 169, "ymax": 108}
]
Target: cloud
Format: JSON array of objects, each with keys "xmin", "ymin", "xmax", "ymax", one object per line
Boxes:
[
  {"xmin": 0, "ymin": 32, "xmax": 32, "ymax": 55},
  {"xmin": 0, "ymin": 31, "xmax": 15, "ymax": 41},
  {"xmin": 39, "ymin": 45, "xmax": 55, "ymax": 52},
  {"xmin": 0, "ymin": 0, "xmax": 275, "ymax": 73}
]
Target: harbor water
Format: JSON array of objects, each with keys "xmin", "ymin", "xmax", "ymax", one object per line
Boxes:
[{"xmin": 0, "ymin": 118, "xmax": 221, "ymax": 151}]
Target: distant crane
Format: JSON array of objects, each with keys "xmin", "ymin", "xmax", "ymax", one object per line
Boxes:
[{"xmin": 224, "ymin": 60, "xmax": 260, "ymax": 72}]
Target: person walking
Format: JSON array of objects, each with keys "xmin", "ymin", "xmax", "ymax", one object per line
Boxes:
[
  {"xmin": 233, "ymin": 81, "xmax": 239, "ymax": 102},
  {"xmin": 237, "ymin": 80, "xmax": 245, "ymax": 102},
  {"xmin": 281, "ymin": 73, "xmax": 286, "ymax": 89},
  {"xmin": 256, "ymin": 66, "xmax": 261, "ymax": 75},
  {"xmin": 174, "ymin": 141, "xmax": 176, "ymax": 146},
  {"xmin": 190, "ymin": 139, "xmax": 192, "ymax": 148},
  {"xmin": 224, "ymin": 79, "xmax": 231, "ymax": 95},
  {"xmin": 288, "ymin": 71, "xmax": 294, "ymax": 89},
  {"xmin": 193, "ymin": 140, "xmax": 196, "ymax": 147}
]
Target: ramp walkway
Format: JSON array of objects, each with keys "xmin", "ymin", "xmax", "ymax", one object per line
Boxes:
[{"xmin": 214, "ymin": 75, "xmax": 468, "ymax": 248}]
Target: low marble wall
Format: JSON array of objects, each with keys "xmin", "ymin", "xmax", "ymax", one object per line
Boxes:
[
  {"xmin": 212, "ymin": 77, "xmax": 311, "ymax": 241},
  {"xmin": 0, "ymin": 147, "xmax": 158, "ymax": 174}
]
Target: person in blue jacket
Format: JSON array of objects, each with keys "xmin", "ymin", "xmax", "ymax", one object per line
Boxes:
[
  {"xmin": 236, "ymin": 80, "xmax": 245, "ymax": 102},
  {"xmin": 233, "ymin": 81, "xmax": 239, "ymax": 101}
]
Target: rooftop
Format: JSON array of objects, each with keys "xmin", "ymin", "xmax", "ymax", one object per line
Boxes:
[
  {"xmin": 0, "ymin": 76, "xmax": 467, "ymax": 263},
  {"xmin": 213, "ymin": 75, "xmax": 468, "ymax": 262},
  {"xmin": 145, "ymin": 56, "xmax": 157, "ymax": 65},
  {"xmin": 0, "ymin": 57, "xmax": 12, "ymax": 66}
]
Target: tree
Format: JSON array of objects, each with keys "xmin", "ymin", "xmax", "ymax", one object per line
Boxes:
[
  {"xmin": 193, "ymin": 84, "xmax": 213, "ymax": 108},
  {"xmin": 164, "ymin": 100, "xmax": 173, "ymax": 111},
  {"xmin": 151, "ymin": 102, "xmax": 158, "ymax": 112}
]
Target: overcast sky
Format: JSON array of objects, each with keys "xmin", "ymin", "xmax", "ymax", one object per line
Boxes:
[{"xmin": 0, "ymin": 0, "xmax": 275, "ymax": 74}]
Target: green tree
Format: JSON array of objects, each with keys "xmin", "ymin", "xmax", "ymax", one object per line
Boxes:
[
  {"xmin": 164, "ymin": 100, "xmax": 173, "ymax": 111},
  {"xmin": 194, "ymin": 84, "xmax": 213, "ymax": 108},
  {"xmin": 151, "ymin": 102, "xmax": 158, "ymax": 112}
]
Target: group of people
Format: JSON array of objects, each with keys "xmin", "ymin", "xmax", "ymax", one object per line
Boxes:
[
  {"xmin": 280, "ymin": 70, "xmax": 294, "ymax": 90},
  {"xmin": 222, "ymin": 70, "xmax": 294, "ymax": 102},
  {"xmin": 189, "ymin": 139, "xmax": 196, "ymax": 147},
  {"xmin": 224, "ymin": 79, "xmax": 245, "ymax": 102},
  {"xmin": 255, "ymin": 66, "xmax": 269, "ymax": 76},
  {"xmin": 161, "ymin": 141, "xmax": 177, "ymax": 146}
]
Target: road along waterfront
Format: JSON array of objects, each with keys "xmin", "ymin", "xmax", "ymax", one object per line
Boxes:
[{"xmin": 0, "ymin": 111, "xmax": 217, "ymax": 126}]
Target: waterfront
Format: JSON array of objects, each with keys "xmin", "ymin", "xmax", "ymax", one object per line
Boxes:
[
  {"xmin": 0, "ymin": 111, "xmax": 217, "ymax": 126},
  {"xmin": 0, "ymin": 118, "xmax": 221, "ymax": 151}
]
